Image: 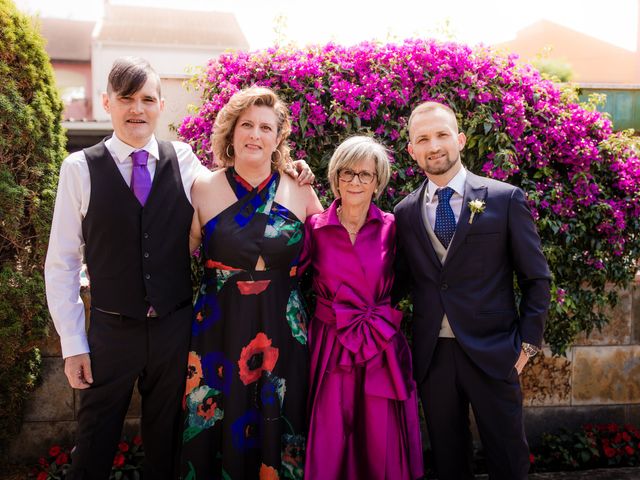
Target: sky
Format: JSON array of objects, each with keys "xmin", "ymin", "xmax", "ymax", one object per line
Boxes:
[{"xmin": 14, "ymin": 0, "xmax": 639, "ymax": 52}]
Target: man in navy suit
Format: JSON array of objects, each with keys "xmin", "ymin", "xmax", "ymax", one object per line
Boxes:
[{"xmin": 394, "ymin": 102, "xmax": 551, "ymax": 480}]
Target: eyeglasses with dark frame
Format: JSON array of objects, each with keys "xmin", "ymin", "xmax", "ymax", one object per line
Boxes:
[{"xmin": 338, "ymin": 169, "xmax": 377, "ymax": 184}]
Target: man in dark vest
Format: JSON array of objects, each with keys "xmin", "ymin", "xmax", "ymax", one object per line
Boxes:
[
  {"xmin": 394, "ymin": 101, "xmax": 551, "ymax": 479},
  {"xmin": 45, "ymin": 57, "xmax": 312, "ymax": 479}
]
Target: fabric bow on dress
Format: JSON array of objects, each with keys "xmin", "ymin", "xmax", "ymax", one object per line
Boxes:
[{"xmin": 316, "ymin": 283, "xmax": 413, "ymax": 401}]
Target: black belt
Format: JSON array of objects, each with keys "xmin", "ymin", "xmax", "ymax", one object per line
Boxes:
[
  {"xmin": 94, "ymin": 298, "xmax": 192, "ymax": 318},
  {"xmin": 147, "ymin": 298, "xmax": 192, "ymax": 317}
]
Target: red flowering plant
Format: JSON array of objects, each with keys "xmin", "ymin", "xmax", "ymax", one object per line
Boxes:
[
  {"xmin": 29, "ymin": 436, "xmax": 144, "ymax": 480},
  {"xmin": 110, "ymin": 435, "xmax": 144, "ymax": 479},
  {"xmin": 28, "ymin": 444, "xmax": 71, "ymax": 480},
  {"xmin": 179, "ymin": 39, "xmax": 640, "ymax": 355},
  {"xmin": 531, "ymin": 423, "xmax": 640, "ymax": 471}
]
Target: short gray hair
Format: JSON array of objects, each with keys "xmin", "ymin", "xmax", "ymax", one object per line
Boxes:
[{"xmin": 327, "ymin": 136, "xmax": 391, "ymax": 200}]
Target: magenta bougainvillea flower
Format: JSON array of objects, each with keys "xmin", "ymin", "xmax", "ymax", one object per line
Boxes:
[{"xmin": 179, "ymin": 39, "xmax": 640, "ymax": 354}]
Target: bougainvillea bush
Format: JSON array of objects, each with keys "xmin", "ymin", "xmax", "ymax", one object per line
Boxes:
[{"xmin": 178, "ymin": 39, "xmax": 640, "ymax": 354}]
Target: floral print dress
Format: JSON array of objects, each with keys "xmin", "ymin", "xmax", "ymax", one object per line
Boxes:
[{"xmin": 180, "ymin": 169, "xmax": 308, "ymax": 480}]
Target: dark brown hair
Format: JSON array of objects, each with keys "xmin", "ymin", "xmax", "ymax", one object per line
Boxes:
[{"xmin": 107, "ymin": 56, "xmax": 161, "ymax": 97}]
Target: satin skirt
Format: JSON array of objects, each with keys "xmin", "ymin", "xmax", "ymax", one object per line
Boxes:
[{"xmin": 304, "ymin": 312, "xmax": 424, "ymax": 480}]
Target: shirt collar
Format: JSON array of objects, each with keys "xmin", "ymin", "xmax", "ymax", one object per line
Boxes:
[
  {"xmin": 426, "ymin": 166, "xmax": 467, "ymax": 203},
  {"xmin": 108, "ymin": 133, "xmax": 159, "ymax": 163},
  {"xmin": 312, "ymin": 198, "xmax": 383, "ymax": 230}
]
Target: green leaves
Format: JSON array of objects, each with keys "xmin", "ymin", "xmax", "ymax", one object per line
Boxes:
[
  {"xmin": 533, "ymin": 424, "xmax": 640, "ymax": 472},
  {"xmin": 0, "ymin": 0, "xmax": 66, "ymax": 457},
  {"xmin": 182, "ymin": 39, "xmax": 640, "ymax": 358}
]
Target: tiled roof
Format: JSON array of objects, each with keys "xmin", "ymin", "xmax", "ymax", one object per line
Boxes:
[
  {"xmin": 39, "ymin": 18, "xmax": 95, "ymax": 61},
  {"xmin": 96, "ymin": 4, "xmax": 249, "ymax": 49}
]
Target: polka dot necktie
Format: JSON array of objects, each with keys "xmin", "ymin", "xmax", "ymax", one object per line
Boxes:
[
  {"xmin": 434, "ymin": 187, "xmax": 456, "ymax": 248},
  {"xmin": 130, "ymin": 150, "xmax": 151, "ymax": 206}
]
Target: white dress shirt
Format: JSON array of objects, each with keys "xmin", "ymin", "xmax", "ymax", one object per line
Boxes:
[
  {"xmin": 423, "ymin": 167, "xmax": 467, "ymax": 229},
  {"xmin": 44, "ymin": 134, "xmax": 209, "ymax": 358}
]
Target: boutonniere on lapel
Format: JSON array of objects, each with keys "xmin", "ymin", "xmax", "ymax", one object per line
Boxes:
[{"xmin": 468, "ymin": 199, "xmax": 486, "ymax": 224}]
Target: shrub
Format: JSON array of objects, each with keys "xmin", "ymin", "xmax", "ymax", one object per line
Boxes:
[
  {"xmin": 532, "ymin": 58, "xmax": 574, "ymax": 82},
  {"xmin": 532, "ymin": 423, "xmax": 640, "ymax": 471},
  {"xmin": 178, "ymin": 39, "xmax": 640, "ymax": 354},
  {"xmin": 30, "ymin": 436, "xmax": 145, "ymax": 479},
  {"xmin": 0, "ymin": 0, "xmax": 66, "ymax": 455}
]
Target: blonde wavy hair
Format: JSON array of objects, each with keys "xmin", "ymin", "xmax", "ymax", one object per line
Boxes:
[{"xmin": 211, "ymin": 86, "xmax": 292, "ymax": 170}]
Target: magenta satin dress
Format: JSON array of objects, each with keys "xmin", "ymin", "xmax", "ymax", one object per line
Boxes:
[{"xmin": 300, "ymin": 199, "xmax": 424, "ymax": 480}]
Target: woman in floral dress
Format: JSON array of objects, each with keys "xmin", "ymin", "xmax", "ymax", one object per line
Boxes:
[{"xmin": 180, "ymin": 87, "xmax": 322, "ymax": 479}]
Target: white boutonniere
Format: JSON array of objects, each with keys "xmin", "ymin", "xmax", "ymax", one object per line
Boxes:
[{"xmin": 468, "ymin": 199, "xmax": 486, "ymax": 224}]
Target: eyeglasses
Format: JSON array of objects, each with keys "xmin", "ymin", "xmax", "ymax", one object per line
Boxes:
[{"xmin": 338, "ymin": 169, "xmax": 377, "ymax": 184}]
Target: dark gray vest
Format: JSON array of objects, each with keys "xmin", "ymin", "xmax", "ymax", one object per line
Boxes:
[{"xmin": 82, "ymin": 138, "xmax": 193, "ymax": 317}]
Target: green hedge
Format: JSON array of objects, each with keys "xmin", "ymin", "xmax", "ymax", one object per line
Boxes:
[{"xmin": 0, "ymin": 0, "xmax": 66, "ymax": 455}]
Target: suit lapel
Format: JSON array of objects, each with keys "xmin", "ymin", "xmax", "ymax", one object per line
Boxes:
[
  {"xmin": 445, "ymin": 171, "xmax": 488, "ymax": 263},
  {"xmin": 406, "ymin": 179, "xmax": 441, "ymax": 270}
]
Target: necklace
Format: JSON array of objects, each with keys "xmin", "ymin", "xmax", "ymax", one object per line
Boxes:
[{"xmin": 337, "ymin": 206, "xmax": 364, "ymax": 237}]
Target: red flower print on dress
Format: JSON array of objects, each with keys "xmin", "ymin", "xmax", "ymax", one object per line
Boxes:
[
  {"xmin": 237, "ymin": 279, "xmax": 271, "ymax": 295},
  {"xmin": 238, "ymin": 332, "xmax": 279, "ymax": 385},
  {"xmin": 197, "ymin": 396, "xmax": 219, "ymax": 421},
  {"xmin": 185, "ymin": 351, "xmax": 204, "ymax": 396},
  {"xmin": 205, "ymin": 259, "xmax": 242, "ymax": 271},
  {"xmin": 259, "ymin": 463, "xmax": 279, "ymax": 480}
]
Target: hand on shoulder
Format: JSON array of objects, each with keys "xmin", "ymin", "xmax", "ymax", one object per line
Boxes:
[{"xmin": 277, "ymin": 172, "xmax": 323, "ymax": 220}]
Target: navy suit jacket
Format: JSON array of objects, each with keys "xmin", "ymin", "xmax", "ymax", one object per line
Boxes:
[{"xmin": 394, "ymin": 171, "xmax": 551, "ymax": 383}]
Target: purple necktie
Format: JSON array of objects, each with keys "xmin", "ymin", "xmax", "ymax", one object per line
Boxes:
[{"xmin": 130, "ymin": 150, "xmax": 151, "ymax": 206}]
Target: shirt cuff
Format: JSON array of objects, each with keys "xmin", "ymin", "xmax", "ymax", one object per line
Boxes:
[{"xmin": 60, "ymin": 333, "xmax": 90, "ymax": 359}]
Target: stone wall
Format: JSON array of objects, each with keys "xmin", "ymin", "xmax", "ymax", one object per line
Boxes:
[
  {"xmin": 522, "ymin": 285, "xmax": 640, "ymax": 443},
  {"xmin": 9, "ymin": 290, "xmax": 143, "ymax": 461},
  {"xmin": 9, "ymin": 286, "xmax": 640, "ymax": 462}
]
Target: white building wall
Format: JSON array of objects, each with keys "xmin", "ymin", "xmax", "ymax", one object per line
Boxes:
[{"xmin": 92, "ymin": 42, "xmax": 226, "ymax": 121}]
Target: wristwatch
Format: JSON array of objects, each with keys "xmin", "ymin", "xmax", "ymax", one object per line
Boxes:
[{"xmin": 521, "ymin": 342, "xmax": 540, "ymax": 358}]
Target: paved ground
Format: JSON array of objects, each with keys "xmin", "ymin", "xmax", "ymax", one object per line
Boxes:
[
  {"xmin": 477, "ymin": 468, "xmax": 640, "ymax": 479},
  {"xmin": 528, "ymin": 469, "xmax": 640, "ymax": 480},
  {"xmin": 4, "ymin": 465, "xmax": 640, "ymax": 479}
]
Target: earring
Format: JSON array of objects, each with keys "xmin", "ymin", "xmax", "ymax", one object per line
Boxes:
[
  {"xmin": 271, "ymin": 149, "xmax": 282, "ymax": 165},
  {"xmin": 226, "ymin": 144, "xmax": 234, "ymax": 158}
]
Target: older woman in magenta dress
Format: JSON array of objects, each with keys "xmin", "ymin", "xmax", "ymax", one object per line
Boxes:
[{"xmin": 300, "ymin": 136, "xmax": 423, "ymax": 480}]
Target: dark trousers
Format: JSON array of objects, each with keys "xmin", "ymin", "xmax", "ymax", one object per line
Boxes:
[
  {"xmin": 418, "ymin": 338, "xmax": 529, "ymax": 480},
  {"xmin": 67, "ymin": 305, "xmax": 192, "ymax": 480}
]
